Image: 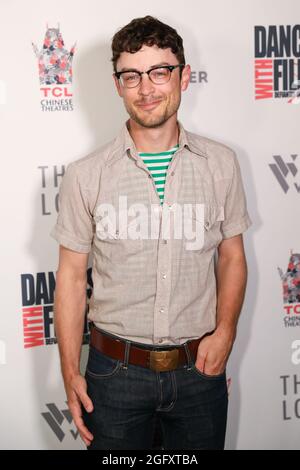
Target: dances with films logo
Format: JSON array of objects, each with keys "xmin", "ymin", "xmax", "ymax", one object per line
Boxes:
[
  {"xmin": 254, "ymin": 25, "xmax": 300, "ymax": 102},
  {"xmin": 21, "ymin": 270, "xmax": 92, "ymax": 348},
  {"xmin": 278, "ymin": 251, "xmax": 300, "ymax": 327},
  {"xmin": 32, "ymin": 24, "xmax": 76, "ymax": 112}
]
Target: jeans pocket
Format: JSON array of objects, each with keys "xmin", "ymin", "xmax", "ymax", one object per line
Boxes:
[
  {"xmin": 86, "ymin": 346, "xmax": 122, "ymax": 379},
  {"xmin": 190, "ymin": 363, "xmax": 226, "ymax": 380}
]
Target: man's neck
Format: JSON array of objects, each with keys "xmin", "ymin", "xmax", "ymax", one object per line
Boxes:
[{"xmin": 127, "ymin": 116, "xmax": 179, "ymax": 153}]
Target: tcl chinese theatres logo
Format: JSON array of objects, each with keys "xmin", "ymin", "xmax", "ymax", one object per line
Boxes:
[
  {"xmin": 32, "ymin": 24, "xmax": 76, "ymax": 111},
  {"xmin": 278, "ymin": 251, "xmax": 300, "ymax": 327}
]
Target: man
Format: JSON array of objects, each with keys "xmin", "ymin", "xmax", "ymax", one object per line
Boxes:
[{"xmin": 51, "ymin": 15, "xmax": 252, "ymax": 450}]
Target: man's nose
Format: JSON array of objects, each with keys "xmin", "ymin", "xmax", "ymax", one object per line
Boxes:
[{"xmin": 138, "ymin": 73, "xmax": 155, "ymax": 95}]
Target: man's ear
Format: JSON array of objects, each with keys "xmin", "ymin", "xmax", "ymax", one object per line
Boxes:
[
  {"xmin": 180, "ymin": 64, "xmax": 191, "ymax": 92},
  {"xmin": 113, "ymin": 73, "xmax": 123, "ymax": 97}
]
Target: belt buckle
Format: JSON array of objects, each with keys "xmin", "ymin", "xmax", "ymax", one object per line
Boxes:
[{"xmin": 149, "ymin": 349, "xmax": 179, "ymax": 372}]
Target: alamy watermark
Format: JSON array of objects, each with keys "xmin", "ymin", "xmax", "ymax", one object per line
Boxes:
[{"xmin": 95, "ymin": 197, "xmax": 206, "ymax": 251}]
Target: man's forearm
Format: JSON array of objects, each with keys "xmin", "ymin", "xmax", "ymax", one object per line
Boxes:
[
  {"xmin": 54, "ymin": 270, "xmax": 87, "ymax": 383},
  {"xmin": 215, "ymin": 251, "xmax": 248, "ymax": 341},
  {"xmin": 195, "ymin": 245, "xmax": 248, "ymax": 374}
]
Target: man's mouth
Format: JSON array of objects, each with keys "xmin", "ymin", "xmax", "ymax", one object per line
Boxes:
[{"xmin": 136, "ymin": 99, "xmax": 162, "ymax": 110}]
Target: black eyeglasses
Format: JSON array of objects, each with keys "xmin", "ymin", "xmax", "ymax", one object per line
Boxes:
[{"xmin": 114, "ymin": 64, "xmax": 185, "ymax": 88}]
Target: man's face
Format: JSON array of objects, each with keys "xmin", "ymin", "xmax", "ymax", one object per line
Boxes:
[{"xmin": 113, "ymin": 45, "xmax": 191, "ymax": 128}]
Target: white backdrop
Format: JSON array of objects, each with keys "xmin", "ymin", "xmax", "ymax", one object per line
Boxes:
[{"xmin": 0, "ymin": 0, "xmax": 299, "ymax": 450}]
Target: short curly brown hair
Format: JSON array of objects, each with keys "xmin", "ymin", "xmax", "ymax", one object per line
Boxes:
[{"xmin": 111, "ymin": 15, "xmax": 185, "ymax": 73}]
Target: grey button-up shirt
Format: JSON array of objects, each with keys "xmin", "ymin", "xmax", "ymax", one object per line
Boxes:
[{"xmin": 51, "ymin": 120, "xmax": 252, "ymax": 345}]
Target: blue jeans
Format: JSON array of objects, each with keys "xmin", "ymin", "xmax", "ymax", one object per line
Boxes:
[{"xmin": 82, "ymin": 341, "xmax": 228, "ymax": 450}]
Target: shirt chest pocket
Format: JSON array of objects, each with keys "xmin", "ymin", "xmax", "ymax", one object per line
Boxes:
[
  {"xmin": 184, "ymin": 203, "xmax": 225, "ymax": 253},
  {"xmin": 94, "ymin": 208, "xmax": 144, "ymax": 262}
]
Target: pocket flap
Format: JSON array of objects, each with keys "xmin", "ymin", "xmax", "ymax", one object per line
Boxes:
[{"xmin": 204, "ymin": 205, "xmax": 225, "ymax": 230}]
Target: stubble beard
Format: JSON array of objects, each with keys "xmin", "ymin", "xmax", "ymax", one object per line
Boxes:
[{"xmin": 125, "ymin": 95, "xmax": 181, "ymax": 129}]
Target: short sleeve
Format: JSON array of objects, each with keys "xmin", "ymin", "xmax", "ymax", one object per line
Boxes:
[
  {"xmin": 221, "ymin": 151, "xmax": 252, "ymax": 239},
  {"xmin": 50, "ymin": 163, "xmax": 93, "ymax": 253}
]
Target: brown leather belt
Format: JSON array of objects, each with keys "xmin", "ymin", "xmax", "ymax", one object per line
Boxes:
[{"xmin": 90, "ymin": 324, "xmax": 203, "ymax": 372}]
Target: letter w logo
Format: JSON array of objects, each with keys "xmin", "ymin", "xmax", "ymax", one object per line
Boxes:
[{"xmin": 269, "ymin": 154, "xmax": 300, "ymax": 193}]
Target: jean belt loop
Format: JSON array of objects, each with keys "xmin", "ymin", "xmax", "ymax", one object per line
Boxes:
[
  {"xmin": 122, "ymin": 341, "xmax": 131, "ymax": 369},
  {"xmin": 183, "ymin": 342, "xmax": 193, "ymax": 369}
]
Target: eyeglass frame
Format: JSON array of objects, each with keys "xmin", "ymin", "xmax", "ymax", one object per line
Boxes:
[{"xmin": 114, "ymin": 64, "xmax": 186, "ymax": 88}]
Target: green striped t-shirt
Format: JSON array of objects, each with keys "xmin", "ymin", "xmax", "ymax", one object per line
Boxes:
[{"xmin": 138, "ymin": 144, "xmax": 179, "ymax": 204}]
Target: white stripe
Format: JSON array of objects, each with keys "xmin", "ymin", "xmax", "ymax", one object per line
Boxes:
[
  {"xmin": 150, "ymin": 169, "xmax": 168, "ymax": 175},
  {"xmin": 141, "ymin": 155, "xmax": 173, "ymax": 160},
  {"xmin": 153, "ymin": 177, "xmax": 166, "ymax": 182},
  {"xmin": 147, "ymin": 162, "xmax": 170, "ymax": 168}
]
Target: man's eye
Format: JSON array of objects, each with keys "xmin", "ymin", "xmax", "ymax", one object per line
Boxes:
[
  {"xmin": 151, "ymin": 69, "xmax": 168, "ymax": 78},
  {"xmin": 123, "ymin": 73, "xmax": 138, "ymax": 81}
]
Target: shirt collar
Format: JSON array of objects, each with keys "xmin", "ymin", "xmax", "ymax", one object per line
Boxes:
[
  {"xmin": 177, "ymin": 120, "xmax": 207, "ymax": 159},
  {"xmin": 107, "ymin": 119, "xmax": 207, "ymax": 166}
]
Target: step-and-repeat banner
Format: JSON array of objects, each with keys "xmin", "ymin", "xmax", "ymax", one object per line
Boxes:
[{"xmin": 0, "ymin": 0, "xmax": 299, "ymax": 449}]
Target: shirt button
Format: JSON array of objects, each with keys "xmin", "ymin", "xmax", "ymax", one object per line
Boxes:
[
  {"xmin": 158, "ymin": 339, "xmax": 163, "ymax": 344},
  {"xmin": 205, "ymin": 221, "xmax": 210, "ymax": 229},
  {"xmin": 159, "ymin": 308, "xmax": 165, "ymax": 313},
  {"xmin": 162, "ymin": 273, "xmax": 167, "ymax": 279},
  {"xmin": 148, "ymin": 174, "xmax": 152, "ymax": 178},
  {"xmin": 171, "ymin": 171, "xmax": 175, "ymax": 176}
]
